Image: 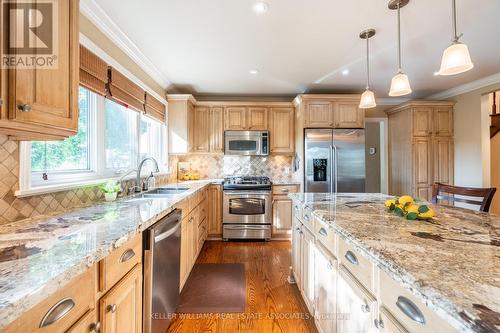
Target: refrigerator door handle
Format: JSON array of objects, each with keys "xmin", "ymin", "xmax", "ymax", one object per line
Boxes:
[
  {"xmin": 332, "ymin": 144, "xmax": 339, "ymax": 193},
  {"xmin": 330, "ymin": 145, "xmax": 335, "ymax": 193}
]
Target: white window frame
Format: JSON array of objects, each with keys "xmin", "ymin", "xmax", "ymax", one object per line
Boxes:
[{"xmin": 17, "ymin": 88, "xmax": 169, "ymax": 197}]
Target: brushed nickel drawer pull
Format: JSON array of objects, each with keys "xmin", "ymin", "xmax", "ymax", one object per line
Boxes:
[
  {"xmin": 18, "ymin": 104, "xmax": 32, "ymax": 112},
  {"xmin": 90, "ymin": 321, "xmax": 101, "ymax": 332},
  {"xmin": 318, "ymin": 228, "xmax": 328, "ymax": 236},
  {"xmin": 396, "ymin": 296, "xmax": 426, "ymax": 325},
  {"xmin": 107, "ymin": 304, "xmax": 117, "ymax": 313},
  {"xmin": 281, "ymin": 188, "xmax": 290, "ymax": 193},
  {"xmin": 39, "ymin": 297, "xmax": 75, "ymax": 328},
  {"xmin": 119, "ymin": 249, "xmax": 136, "ymax": 263},
  {"xmin": 344, "ymin": 250, "xmax": 359, "ymax": 265},
  {"xmin": 374, "ymin": 318, "xmax": 385, "ymax": 329}
]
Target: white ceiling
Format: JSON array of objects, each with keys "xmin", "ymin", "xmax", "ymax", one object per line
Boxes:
[{"xmin": 92, "ymin": 0, "xmax": 500, "ymax": 98}]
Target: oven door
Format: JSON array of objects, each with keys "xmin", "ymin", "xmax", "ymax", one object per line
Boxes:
[
  {"xmin": 223, "ymin": 191, "xmax": 271, "ymax": 224},
  {"xmin": 224, "ymin": 132, "xmax": 262, "ymax": 156}
]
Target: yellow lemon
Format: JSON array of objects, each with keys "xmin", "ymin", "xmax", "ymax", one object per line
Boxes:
[
  {"xmin": 407, "ymin": 204, "xmax": 420, "ymax": 214},
  {"xmin": 398, "ymin": 195, "xmax": 414, "ymax": 206},
  {"xmin": 418, "ymin": 208, "xmax": 436, "ymax": 220},
  {"xmin": 384, "ymin": 199, "xmax": 396, "ymax": 208}
]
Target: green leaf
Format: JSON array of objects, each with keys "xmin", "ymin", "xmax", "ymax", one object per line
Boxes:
[
  {"xmin": 406, "ymin": 212, "xmax": 418, "ymax": 220},
  {"xmin": 394, "ymin": 207, "xmax": 404, "ymax": 217},
  {"xmin": 418, "ymin": 205, "xmax": 430, "ymax": 214}
]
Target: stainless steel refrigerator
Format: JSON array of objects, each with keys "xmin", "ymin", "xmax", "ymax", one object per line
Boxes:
[{"xmin": 304, "ymin": 129, "xmax": 366, "ymax": 193}]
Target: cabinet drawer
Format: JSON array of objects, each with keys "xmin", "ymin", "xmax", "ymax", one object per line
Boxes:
[
  {"xmin": 100, "ymin": 234, "xmax": 142, "ymax": 292},
  {"xmin": 198, "ymin": 198, "xmax": 208, "ymax": 225},
  {"xmin": 380, "ymin": 270, "xmax": 459, "ymax": 333},
  {"xmin": 301, "ymin": 206, "xmax": 314, "ymax": 232},
  {"xmin": 314, "ymin": 217, "xmax": 336, "ymax": 256},
  {"xmin": 67, "ymin": 309, "xmax": 99, "ymax": 333},
  {"xmin": 339, "ymin": 237, "xmax": 374, "ymax": 294},
  {"xmin": 174, "ymin": 198, "xmax": 190, "ymax": 219},
  {"xmin": 4, "ymin": 266, "xmax": 96, "ymax": 333},
  {"xmin": 272, "ymin": 184, "xmax": 299, "ymax": 195}
]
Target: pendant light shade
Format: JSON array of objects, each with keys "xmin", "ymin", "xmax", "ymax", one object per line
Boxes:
[
  {"xmin": 359, "ymin": 29, "xmax": 376, "ymax": 109},
  {"xmin": 360, "ymin": 89, "xmax": 377, "ymax": 109},
  {"xmin": 438, "ymin": 42, "xmax": 473, "ymax": 76},
  {"xmin": 389, "ymin": 72, "xmax": 412, "ymax": 96},
  {"xmin": 388, "ymin": 0, "xmax": 412, "ymax": 97},
  {"xmin": 438, "ymin": 0, "xmax": 473, "ymax": 76}
]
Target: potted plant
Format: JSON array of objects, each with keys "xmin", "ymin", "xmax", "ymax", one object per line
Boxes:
[{"xmin": 99, "ymin": 180, "xmax": 122, "ymax": 202}]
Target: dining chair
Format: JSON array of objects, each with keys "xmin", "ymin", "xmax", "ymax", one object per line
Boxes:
[{"xmin": 431, "ymin": 183, "xmax": 497, "ymax": 213}]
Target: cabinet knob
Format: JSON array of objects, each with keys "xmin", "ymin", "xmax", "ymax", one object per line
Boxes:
[
  {"xmin": 90, "ymin": 321, "xmax": 101, "ymax": 332},
  {"xmin": 18, "ymin": 104, "xmax": 32, "ymax": 112},
  {"xmin": 107, "ymin": 304, "xmax": 117, "ymax": 313},
  {"xmin": 374, "ymin": 318, "xmax": 385, "ymax": 329},
  {"xmin": 361, "ymin": 303, "xmax": 370, "ymax": 313}
]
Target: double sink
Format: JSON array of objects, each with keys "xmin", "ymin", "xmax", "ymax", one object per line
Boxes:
[{"xmin": 126, "ymin": 187, "xmax": 190, "ymax": 202}]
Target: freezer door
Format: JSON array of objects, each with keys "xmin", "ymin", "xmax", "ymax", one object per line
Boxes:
[
  {"xmin": 333, "ymin": 129, "xmax": 366, "ymax": 193},
  {"xmin": 304, "ymin": 129, "xmax": 333, "ymax": 193}
]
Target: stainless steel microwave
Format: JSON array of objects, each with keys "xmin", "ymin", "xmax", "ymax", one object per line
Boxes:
[{"xmin": 224, "ymin": 131, "xmax": 269, "ymax": 156}]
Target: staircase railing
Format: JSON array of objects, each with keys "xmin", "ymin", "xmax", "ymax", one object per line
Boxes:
[{"xmin": 492, "ymin": 91, "xmax": 500, "ymax": 139}]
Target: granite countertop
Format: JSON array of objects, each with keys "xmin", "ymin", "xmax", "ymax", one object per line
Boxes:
[
  {"xmin": 289, "ymin": 193, "xmax": 500, "ymax": 333},
  {"xmin": 0, "ymin": 180, "xmax": 214, "ymax": 329}
]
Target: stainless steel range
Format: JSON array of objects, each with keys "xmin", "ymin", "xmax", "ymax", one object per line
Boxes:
[{"xmin": 222, "ymin": 176, "xmax": 272, "ymax": 241}]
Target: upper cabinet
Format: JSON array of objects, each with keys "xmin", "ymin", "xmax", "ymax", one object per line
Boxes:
[
  {"xmin": 190, "ymin": 106, "xmax": 210, "ymax": 153},
  {"xmin": 269, "ymin": 107, "xmax": 294, "ymax": 155},
  {"xmin": 248, "ymin": 107, "xmax": 268, "ymax": 130},
  {"xmin": 0, "ymin": 0, "xmax": 80, "ymax": 140},
  {"xmin": 209, "ymin": 107, "xmax": 224, "ymax": 153},
  {"xmin": 224, "ymin": 107, "xmax": 247, "ymax": 130},
  {"xmin": 298, "ymin": 95, "xmax": 365, "ymax": 129}
]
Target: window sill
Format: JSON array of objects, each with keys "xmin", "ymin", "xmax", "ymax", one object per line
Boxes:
[{"xmin": 15, "ymin": 172, "xmax": 171, "ymax": 198}]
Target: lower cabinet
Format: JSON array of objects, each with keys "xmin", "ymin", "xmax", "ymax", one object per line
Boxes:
[
  {"xmin": 378, "ymin": 307, "xmax": 410, "ymax": 333},
  {"xmin": 208, "ymin": 184, "xmax": 222, "ymax": 237},
  {"xmin": 314, "ymin": 243, "xmax": 337, "ymax": 333},
  {"xmin": 100, "ymin": 265, "xmax": 142, "ymax": 333},
  {"xmin": 301, "ymin": 225, "xmax": 315, "ymax": 313},
  {"xmin": 291, "ymin": 218, "xmax": 303, "ymax": 288},
  {"xmin": 67, "ymin": 309, "xmax": 100, "ymax": 333},
  {"xmin": 272, "ymin": 185, "xmax": 299, "ymax": 238}
]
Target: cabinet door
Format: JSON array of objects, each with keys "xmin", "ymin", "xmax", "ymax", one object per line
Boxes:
[
  {"xmin": 337, "ymin": 267, "xmax": 376, "ymax": 333},
  {"xmin": 190, "ymin": 206, "xmax": 199, "ymax": 266},
  {"xmin": 190, "ymin": 106, "xmax": 210, "ymax": 153},
  {"xmin": 8, "ymin": 0, "xmax": 79, "ymax": 136},
  {"xmin": 378, "ymin": 307, "xmax": 410, "ymax": 333},
  {"xmin": 433, "ymin": 137, "xmax": 454, "ymax": 185},
  {"xmin": 305, "ymin": 101, "xmax": 333, "ymax": 127},
  {"xmin": 272, "ymin": 196, "xmax": 293, "ymax": 236},
  {"xmin": 334, "ymin": 102, "xmax": 365, "ymax": 128},
  {"xmin": 67, "ymin": 309, "xmax": 100, "ymax": 333},
  {"xmin": 314, "ymin": 244, "xmax": 337, "ymax": 333},
  {"xmin": 301, "ymin": 226, "xmax": 315, "ymax": 314},
  {"xmin": 224, "ymin": 107, "xmax": 247, "ymax": 130},
  {"xmin": 208, "ymin": 185, "xmax": 222, "ymax": 236},
  {"xmin": 100, "ymin": 265, "xmax": 142, "ymax": 333},
  {"xmin": 433, "ymin": 107, "xmax": 453, "ymax": 136},
  {"xmin": 412, "ymin": 107, "xmax": 433, "ymax": 137},
  {"xmin": 412, "ymin": 138, "xmax": 432, "ymax": 200},
  {"xmin": 248, "ymin": 107, "xmax": 268, "ymax": 130},
  {"xmin": 270, "ymin": 107, "xmax": 294, "ymax": 154},
  {"xmin": 291, "ymin": 219, "xmax": 302, "ymax": 287},
  {"xmin": 210, "ymin": 107, "xmax": 224, "ymax": 153}
]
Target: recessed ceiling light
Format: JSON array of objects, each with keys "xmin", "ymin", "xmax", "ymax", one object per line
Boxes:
[
  {"xmin": 249, "ymin": 69, "xmax": 259, "ymax": 75},
  {"xmin": 341, "ymin": 69, "xmax": 350, "ymax": 76},
  {"xmin": 253, "ymin": 1, "xmax": 269, "ymax": 14}
]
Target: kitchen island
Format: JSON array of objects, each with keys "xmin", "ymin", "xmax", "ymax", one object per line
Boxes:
[{"xmin": 289, "ymin": 193, "xmax": 500, "ymax": 333}]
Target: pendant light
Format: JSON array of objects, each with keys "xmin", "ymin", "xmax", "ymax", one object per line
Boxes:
[
  {"xmin": 359, "ymin": 29, "xmax": 377, "ymax": 109},
  {"xmin": 438, "ymin": 0, "xmax": 473, "ymax": 76},
  {"xmin": 388, "ymin": 0, "xmax": 412, "ymax": 97}
]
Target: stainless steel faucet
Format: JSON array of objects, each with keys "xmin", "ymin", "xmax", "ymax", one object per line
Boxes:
[{"xmin": 136, "ymin": 157, "xmax": 160, "ymax": 192}]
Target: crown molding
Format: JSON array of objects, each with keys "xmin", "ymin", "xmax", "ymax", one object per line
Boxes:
[
  {"xmin": 80, "ymin": 0, "xmax": 171, "ymax": 89},
  {"xmin": 376, "ymin": 97, "xmax": 410, "ymax": 106},
  {"xmin": 80, "ymin": 33, "xmax": 167, "ymax": 105},
  {"xmin": 427, "ymin": 72, "xmax": 500, "ymax": 100}
]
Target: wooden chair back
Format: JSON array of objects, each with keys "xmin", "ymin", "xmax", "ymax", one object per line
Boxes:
[{"xmin": 431, "ymin": 183, "xmax": 497, "ymax": 213}]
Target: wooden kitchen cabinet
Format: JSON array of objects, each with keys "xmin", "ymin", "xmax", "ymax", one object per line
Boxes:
[
  {"xmin": 337, "ymin": 266, "xmax": 377, "ymax": 333},
  {"xmin": 334, "ymin": 102, "xmax": 364, "ymax": 128},
  {"xmin": 190, "ymin": 106, "xmax": 210, "ymax": 153},
  {"xmin": 0, "ymin": 0, "xmax": 80, "ymax": 140},
  {"xmin": 291, "ymin": 218, "xmax": 303, "ymax": 288},
  {"xmin": 301, "ymin": 226, "xmax": 316, "ymax": 314},
  {"xmin": 210, "ymin": 107, "xmax": 224, "ymax": 153},
  {"xmin": 314, "ymin": 243, "xmax": 337, "ymax": 333},
  {"xmin": 378, "ymin": 307, "xmax": 410, "ymax": 333},
  {"xmin": 208, "ymin": 184, "xmax": 222, "ymax": 237},
  {"xmin": 387, "ymin": 101, "xmax": 455, "ymax": 200},
  {"xmin": 305, "ymin": 101, "xmax": 333, "ymax": 127},
  {"xmin": 225, "ymin": 107, "xmax": 247, "ymax": 130},
  {"xmin": 67, "ymin": 309, "xmax": 100, "ymax": 333},
  {"xmin": 272, "ymin": 184, "xmax": 299, "ymax": 237},
  {"xmin": 269, "ymin": 107, "xmax": 294, "ymax": 154},
  {"xmin": 248, "ymin": 107, "xmax": 268, "ymax": 130},
  {"xmin": 100, "ymin": 265, "xmax": 142, "ymax": 333}
]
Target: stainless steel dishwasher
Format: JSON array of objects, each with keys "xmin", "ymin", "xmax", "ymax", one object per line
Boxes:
[{"xmin": 143, "ymin": 209, "xmax": 182, "ymax": 333}]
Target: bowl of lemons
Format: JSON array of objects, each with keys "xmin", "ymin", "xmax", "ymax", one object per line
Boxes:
[{"xmin": 384, "ymin": 195, "xmax": 436, "ymax": 221}]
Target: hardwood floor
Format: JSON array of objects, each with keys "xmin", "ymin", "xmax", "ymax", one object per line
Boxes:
[{"xmin": 167, "ymin": 241, "xmax": 318, "ymax": 333}]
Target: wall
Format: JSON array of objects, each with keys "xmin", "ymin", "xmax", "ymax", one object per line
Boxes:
[
  {"xmin": 451, "ymin": 83, "xmax": 500, "ymax": 188},
  {"xmin": 168, "ymin": 154, "xmax": 294, "ymax": 183},
  {"xmin": 491, "ymin": 133, "xmax": 500, "ymax": 214},
  {"xmin": 365, "ymin": 122, "xmax": 381, "ymax": 193}
]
